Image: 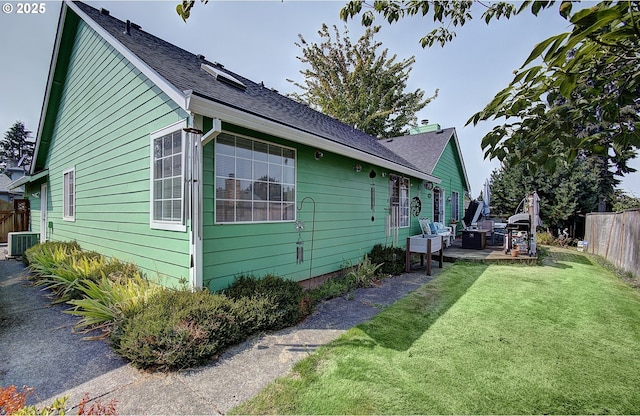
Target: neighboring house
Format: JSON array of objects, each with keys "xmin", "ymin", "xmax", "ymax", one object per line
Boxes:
[
  {"xmin": 11, "ymin": 1, "xmax": 469, "ymax": 291},
  {"xmin": 382, "ymin": 124, "xmax": 471, "ymax": 233},
  {"xmin": 0, "ymin": 173, "xmax": 23, "ymax": 208}
]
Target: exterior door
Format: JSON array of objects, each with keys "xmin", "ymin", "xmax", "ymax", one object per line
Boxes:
[{"xmin": 40, "ymin": 183, "xmax": 47, "ymax": 242}]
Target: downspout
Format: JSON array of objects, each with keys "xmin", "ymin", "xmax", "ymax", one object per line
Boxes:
[{"xmin": 185, "ymin": 118, "xmax": 222, "ymax": 290}]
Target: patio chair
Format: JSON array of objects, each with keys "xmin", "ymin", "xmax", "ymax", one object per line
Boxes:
[
  {"xmin": 418, "ymin": 217, "xmax": 452, "ymax": 247},
  {"xmin": 477, "ymin": 219, "xmax": 494, "ymax": 245}
]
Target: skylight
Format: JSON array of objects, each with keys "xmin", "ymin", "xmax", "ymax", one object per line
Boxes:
[{"xmin": 201, "ymin": 64, "xmax": 246, "ymax": 91}]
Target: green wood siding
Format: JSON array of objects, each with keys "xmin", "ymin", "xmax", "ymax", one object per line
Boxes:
[
  {"xmin": 201, "ymin": 124, "xmax": 430, "ymax": 291},
  {"xmin": 431, "ymin": 140, "xmax": 468, "ymax": 229},
  {"xmin": 36, "ymin": 19, "xmax": 190, "ymax": 286}
]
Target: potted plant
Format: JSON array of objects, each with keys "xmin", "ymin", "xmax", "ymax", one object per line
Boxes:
[{"xmin": 511, "ymin": 245, "xmax": 519, "ymax": 257}]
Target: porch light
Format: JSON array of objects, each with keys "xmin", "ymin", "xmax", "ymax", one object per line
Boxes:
[{"xmin": 354, "ymin": 164, "xmax": 362, "ymax": 172}]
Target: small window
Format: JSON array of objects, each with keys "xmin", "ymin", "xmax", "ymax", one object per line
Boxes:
[
  {"xmin": 63, "ymin": 167, "xmax": 75, "ymax": 221},
  {"xmin": 451, "ymin": 191, "xmax": 460, "ymax": 222},
  {"xmin": 215, "ymin": 133, "xmax": 296, "ymax": 223},
  {"xmin": 150, "ymin": 120, "xmax": 186, "ymax": 231},
  {"xmin": 390, "ymin": 175, "xmax": 409, "ymax": 228}
]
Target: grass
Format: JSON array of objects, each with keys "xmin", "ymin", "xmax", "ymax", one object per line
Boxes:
[{"xmin": 232, "ymin": 248, "xmax": 640, "ymax": 414}]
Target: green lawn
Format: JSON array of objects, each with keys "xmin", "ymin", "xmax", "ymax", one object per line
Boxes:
[{"xmin": 232, "ymin": 248, "xmax": 640, "ymax": 415}]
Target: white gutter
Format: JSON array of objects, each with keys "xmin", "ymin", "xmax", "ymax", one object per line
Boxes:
[
  {"xmin": 186, "ymin": 93, "xmax": 441, "ymax": 183},
  {"xmin": 8, "ymin": 170, "xmax": 49, "ymax": 190}
]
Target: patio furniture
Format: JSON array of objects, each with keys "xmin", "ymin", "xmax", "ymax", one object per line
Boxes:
[
  {"xmin": 418, "ymin": 217, "xmax": 452, "ymax": 247},
  {"xmin": 406, "ymin": 235, "xmax": 444, "ymax": 276}
]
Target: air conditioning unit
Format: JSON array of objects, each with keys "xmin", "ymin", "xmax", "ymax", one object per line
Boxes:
[{"xmin": 7, "ymin": 232, "xmax": 40, "ymax": 258}]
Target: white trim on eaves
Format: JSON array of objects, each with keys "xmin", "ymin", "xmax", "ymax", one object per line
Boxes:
[
  {"xmin": 186, "ymin": 92, "xmax": 441, "ymax": 184},
  {"xmin": 66, "ymin": 2, "xmax": 188, "ymax": 112}
]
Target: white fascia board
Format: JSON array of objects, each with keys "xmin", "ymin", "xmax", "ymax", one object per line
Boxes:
[
  {"xmin": 30, "ymin": 2, "xmax": 66, "ymax": 176},
  {"xmin": 450, "ymin": 129, "xmax": 472, "ymax": 193},
  {"xmin": 66, "ymin": 2, "xmax": 187, "ymax": 111},
  {"xmin": 186, "ymin": 93, "xmax": 440, "ymax": 183},
  {"xmin": 8, "ymin": 170, "xmax": 49, "ymax": 190}
]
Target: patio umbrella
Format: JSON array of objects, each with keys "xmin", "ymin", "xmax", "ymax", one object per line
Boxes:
[{"xmin": 482, "ymin": 178, "xmax": 491, "ymax": 217}]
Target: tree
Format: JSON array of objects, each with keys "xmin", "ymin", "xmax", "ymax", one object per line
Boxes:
[
  {"xmin": 289, "ymin": 24, "xmax": 435, "ymax": 138},
  {"xmin": 1, "ymin": 121, "xmax": 34, "ymax": 168},
  {"xmin": 489, "ymin": 151, "xmax": 616, "ymax": 235},
  {"xmin": 340, "ymin": 1, "xmax": 640, "ymax": 175}
]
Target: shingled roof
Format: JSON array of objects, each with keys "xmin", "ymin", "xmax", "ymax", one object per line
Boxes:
[
  {"xmin": 68, "ymin": 1, "xmax": 434, "ymax": 180},
  {"xmin": 381, "ymin": 127, "xmax": 470, "ymax": 190}
]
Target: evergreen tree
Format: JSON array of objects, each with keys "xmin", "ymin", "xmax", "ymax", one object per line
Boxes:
[{"xmin": 1, "ymin": 121, "xmax": 34, "ymax": 167}]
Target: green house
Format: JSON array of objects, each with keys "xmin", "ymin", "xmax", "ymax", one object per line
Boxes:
[
  {"xmin": 12, "ymin": 2, "xmax": 469, "ymax": 291},
  {"xmin": 383, "ymin": 125, "xmax": 471, "ymax": 236}
]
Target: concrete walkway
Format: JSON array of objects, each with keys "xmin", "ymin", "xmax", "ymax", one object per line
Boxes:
[{"xmin": 1, "ymin": 247, "xmax": 445, "ymax": 414}]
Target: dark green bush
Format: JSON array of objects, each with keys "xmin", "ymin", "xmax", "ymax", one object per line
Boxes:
[
  {"xmin": 369, "ymin": 244, "xmax": 405, "ymax": 276},
  {"xmin": 224, "ymin": 274, "xmax": 307, "ymax": 329},
  {"xmin": 112, "ymin": 289, "xmax": 241, "ymax": 371}
]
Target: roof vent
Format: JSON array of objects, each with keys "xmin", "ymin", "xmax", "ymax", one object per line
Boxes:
[
  {"xmin": 100, "ymin": 8, "xmax": 110, "ymax": 15},
  {"xmin": 197, "ymin": 54, "xmax": 206, "ymax": 61},
  {"xmin": 124, "ymin": 19, "xmax": 130, "ymax": 35},
  {"xmin": 201, "ymin": 64, "xmax": 246, "ymax": 91}
]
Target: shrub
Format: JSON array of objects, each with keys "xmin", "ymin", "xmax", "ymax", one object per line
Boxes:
[
  {"xmin": 536, "ymin": 230, "xmax": 555, "ymax": 245},
  {"xmin": 33, "ymin": 254, "xmax": 107, "ymax": 302},
  {"xmin": 112, "ymin": 289, "xmax": 241, "ymax": 371},
  {"xmin": 66, "ymin": 272, "xmax": 162, "ymax": 335},
  {"xmin": 224, "ymin": 274, "xmax": 306, "ymax": 329},
  {"xmin": 369, "ymin": 244, "xmax": 405, "ymax": 276},
  {"xmin": 345, "ymin": 255, "xmax": 383, "ymax": 288}
]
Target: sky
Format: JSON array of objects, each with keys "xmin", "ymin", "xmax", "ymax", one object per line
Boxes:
[{"xmin": 1, "ymin": 0, "xmax": 638, "ymax": 199}]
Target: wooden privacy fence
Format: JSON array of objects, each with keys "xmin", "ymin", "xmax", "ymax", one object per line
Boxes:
[
  {"xmin": 0, "ymin": 199, "xmax": 30, "ymax": 243},
  {"xmin": 583, "ymin": 209, "xmax": 640, "ymax": 279}
]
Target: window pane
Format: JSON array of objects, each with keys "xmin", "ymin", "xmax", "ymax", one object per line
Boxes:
[
  {"xmin": 163, "ymin": 135, "xmax": 172, "ymax": 157},
  {"xmin": 252, "ymin": 181, "xmax": 268, "ymax": 202},
  {"xmin": 269, "ymin": 202, "xmax": 282, "ymax": 221},
  {"xmin": 154, "ymin": 180, "xmax": 162, "ymax": 199},
  {"xmin": 216, "ymin": 200, "xmax": 234, "ymax": 222},
  {"xmin": 253, "ymin": 141, "xmax": 268, "ymax": 161},
  {"xmin": 154, "ymin": 160, "xmax": 162, "ymax": 179},
  {"xmin": 236, "ymin": 158, "xmax": 252, "ymax": 180},
  {"xmin": 162, "ymin": 158, "xmax": 172, "ymax": 178},
  {"xmin": 172, "ymin": 154, "xmax": 181, "ymax": 176},
  {"xmin": 216, "ymin": 155, "xmax": 235, "ymax": 178},
  {"xmin": 154, "ymin": 138, "xmax": 162, "ymax": 159},
  {"xmin": 282, "ymin": 166, "xmax": 294, "ymax": 184},
  {"xmin": 172, "ymin": 200, "xmax": 182, "ymax": 221},
  {"xmin": 236, "ymin": 137, "xmax": 252, "ymax": 159},
  {"xmin": 237, "ymin": 201, "xmax": 252, "ymax": 222},
  {"xmin": 154, "ymin": 201, "xmax": 162, "ymax": 221},
  {"xmin": 172, "ymin": 177, "xmax": 182, "ymax": 198},
  {"xmin": 216, "ymin": 178, "xmax": 236, "ymax": 199},
  {"xmin": 253, "ymin": 161, "xmax": 268, "ymax": 181},
  {"xmin": 269, "ymin": 163, "xmax": 282, "ymax": 182},
  {"xmin": 216, "ymin": 134, "xmax": 235, "ymax": 156},
  {"xmin": 253, "ymin": 202, "xmax": 268, "ymax": 221},
  {"xmin": 238, "ymin": 180, "xmax": 252, "ymax": 201},
  {"xmin": 269, "ymin": 183, "xmax": 282, "ymax": 201},
  {"xmin": 283, "ymin": 203, "xmax": 295, "ymax": 220},
  {"xmin": 282, "ymin": 185, "xmax": 295, "ymax": 202},
  {"xmin": 172, "ymin": 132, "xmax": 181, "ymax": 155},
  {"xmin": 268, "ymin": 146, "xmax": 282, "ymax": 164}
]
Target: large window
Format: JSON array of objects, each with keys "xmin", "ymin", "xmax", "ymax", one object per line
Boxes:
[
  {"xmin": 150, "ymin": 121, "xmax": 185, "ymax": 231},
  {"xmin": 215, "ymin": 133, "xmax": 295, "ymax": 223},
  {"xmin": 63, "ymin": 167, "xmax": 75, "ymax": 221},
  {"xmin": 390, "ymin": 175, "xmax": 409, "ymax": 228}
]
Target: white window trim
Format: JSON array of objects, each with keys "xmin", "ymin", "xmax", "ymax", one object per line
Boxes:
[
  {"xmin": 214, "ymin": 131, "xmax": 297, "ymax": 225},
  {"xmin": 63, "ymin": 167, "xmax": 75, "ymax": 222},
  {"xmin": 150, "ymin": 119, "xmax": 187, "ymax": 232}
]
